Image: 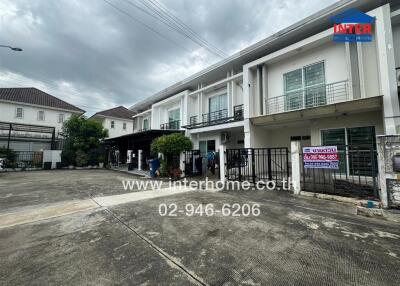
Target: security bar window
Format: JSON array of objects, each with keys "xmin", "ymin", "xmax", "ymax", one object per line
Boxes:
[
  {"xmin": 37, "ymin": 110, "xmax": 45, "ymax": 121},
  {"xmin": 58, "ymin": 114, "xmax": 65, "ymax": 123},
  {"xmin": 15, "ymin": 107, "xmax": 23, "ymax": 118}
]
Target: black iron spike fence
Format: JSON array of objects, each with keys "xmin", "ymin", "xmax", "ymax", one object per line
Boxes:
[
  {"xmin": 301, "ymin": 144, "xmax": 379, "ymax": 199},
  {"xmin": 226, "ymin": 147, "xmax": 289, "ymax": 184},
  {"xmin": 183, "ymin": 149, "xmax": 202, "ymax": 176}
]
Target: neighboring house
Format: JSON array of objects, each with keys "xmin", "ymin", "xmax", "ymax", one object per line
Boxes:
[
  {"xmin": 90, "ymin": 106, "xmax": 134, "ymax": 139},
  {"xmin": 0, "ymin": 87, "xmax": 85, "ymax": 151}
]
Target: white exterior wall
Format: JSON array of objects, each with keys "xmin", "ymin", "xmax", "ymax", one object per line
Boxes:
[
  {"xmin": 0, "ymin": 101, "xmax": 76, "ymax": 134},
  {"xmin": 150, "ymin": 90, "xmax": 188, "ymax": 129},
  {"xmin": 102, "ymin": 117, "xmax": 133, "ymax": 139}
]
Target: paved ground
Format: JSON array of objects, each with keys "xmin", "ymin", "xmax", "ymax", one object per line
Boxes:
[{"xmin": 0, "ymin": 170, "xmax": 399, "ymax": 285}]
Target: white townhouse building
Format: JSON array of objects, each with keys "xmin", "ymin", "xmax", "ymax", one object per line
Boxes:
[
  {"xmin": 90, "ymin": 106, "xmax": 134, "ymax": 139},
  {"xmin": 114, "ymin": 0, "xmax": 400, "ymax": 204},
  {"xmin": 0, "ymin": 87, "xmax": 85, "ymax": 151},
  {"xmin": 128, "ymin": 0, "xmax": 400, "ymax": 153}
]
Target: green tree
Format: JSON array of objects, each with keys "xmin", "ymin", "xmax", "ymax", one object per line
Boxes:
[
  {"xmin": 61, "ymin": 115, "xmax": 108, "ymax": 166},
  {"xmin": 151, "ymin": 133, "xmax": 192, "ymax": 177}
]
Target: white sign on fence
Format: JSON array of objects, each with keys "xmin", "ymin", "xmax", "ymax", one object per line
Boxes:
[{"xmin": 303, "ymin": 146, "xmax": 339, "ymax": 169}]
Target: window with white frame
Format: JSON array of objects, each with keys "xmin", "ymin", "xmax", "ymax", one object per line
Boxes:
[
  {"xmin": 283, "ymin": 62, "xmax": 325, "ymax": 111},
  {"xmin": 143, "ymin": 118, "xmax": 149, "ymax": 130},
  {"xmin": 37, "ymin": 110, "xmax": 45, "ymax": 121},
  {"xmin": 58, "ymin": 113, "xmax": 65, "ymax": 123},
  {"xmin": 168, "ymin": 108, "xmax": 180, "ymax": 129},
  {"xmin": 123, "ymin": 122, "xmax": 127, "ymax": 130},
  {"xmin": 15, "ymin": 107, "xmax": 23, "ymax": 119},
  {"xmin": 111, "ymin": 120, "xmax": 115, "ymax": 129},
  {"xmin": 208, "ymin": 93, "xmax": 227, "ymax": 113}
]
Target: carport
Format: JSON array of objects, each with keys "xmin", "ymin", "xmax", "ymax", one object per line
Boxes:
[{"xmin": 104, "ymin": 129, "xmax": 184, "ymax": 167}]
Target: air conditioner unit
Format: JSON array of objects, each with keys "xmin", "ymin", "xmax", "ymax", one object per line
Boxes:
[
  {"xmin": 397, "ymin": 69, "xmax": 400, "ymax": 87},
  {"xmin": 221, "ymin": 132, "xmax": 229, "ymax": 143}
]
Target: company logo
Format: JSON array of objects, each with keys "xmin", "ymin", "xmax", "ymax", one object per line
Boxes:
[{"xmin": 331, "ymin": 8, "xmax": 375, "ymax": 42}]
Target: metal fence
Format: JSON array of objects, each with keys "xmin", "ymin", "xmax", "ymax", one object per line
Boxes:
[
  {"xmin": 160, "ymin": 120, "xmax": 180, "ymax": 130},
  {"xmin": 301, "ymin": 144, "xmax": 379, "ymax": 199},
  {"xmin": 266, "ymin": 80, "xmax": 349, "ymax": 115},
  {"xmin": 226, "ymin": 148, "xmax": 289, "ymax": 184},
  {"xmin": 7, "ymin": 151, "xmax": 43, "ymax": 168},
  {"xmin": 183, "ymin": 150, "xmax": 202, "ymax": 176},
  {"xmin": 186, "ymin": 104, "xmax": 244, "ymax": 129}
]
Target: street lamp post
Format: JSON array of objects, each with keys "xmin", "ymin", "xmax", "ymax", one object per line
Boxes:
[{"xmin": 0, "ymin": 45, "xmax": 23, "ymax": 51}]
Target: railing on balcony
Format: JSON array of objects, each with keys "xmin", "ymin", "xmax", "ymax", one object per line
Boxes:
[
  {"xmin": 265, "ymin": 80, "xmax": 349, "ymax": 115},
  {"xmin": 185, "ymin": 104, "xmax": 244, "ymax": 129},
  {"xmin": 160, "ymin": 120, "xmax": 181, "ymax": 130}
]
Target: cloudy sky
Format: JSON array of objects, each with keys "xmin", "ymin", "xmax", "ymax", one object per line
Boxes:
[{"xmin": 0, "ymin": 0, "xmax": 338, "ymax": 115}]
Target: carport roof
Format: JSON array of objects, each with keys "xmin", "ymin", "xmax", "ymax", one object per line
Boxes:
[{"xmin": 104, "ymin": 129, "xmax": 184, "ymax": 142}]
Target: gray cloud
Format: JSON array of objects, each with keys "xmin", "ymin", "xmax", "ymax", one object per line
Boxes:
[{"xmin": 0, "ymin": 0, "xmax": 338, "ymax": 115}]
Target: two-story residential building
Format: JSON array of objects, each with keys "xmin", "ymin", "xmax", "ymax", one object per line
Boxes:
[
  {"xmin": 0, "ymin": 87, "xmax": 85, "ymax": 151},
  {"xmin": 90, "ymin": 106, "xmax": 134, "ymax": 139},
  {"xmin": 120, "ymin": 0, "xmax": 400, "ymax": 192}
]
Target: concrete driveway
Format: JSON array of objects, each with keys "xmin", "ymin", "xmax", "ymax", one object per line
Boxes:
[{"xmin": 0, "ymin": 170, "xmax": 399, "ymax": 285}]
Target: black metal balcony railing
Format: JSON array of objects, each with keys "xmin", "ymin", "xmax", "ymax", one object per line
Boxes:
[
  {"xmin": 185, "ymin": 104, "xmax": 244, "ymax": 129},
  {"xmin": 160, "ymin": 120, "xmax": 181, "ymax": 130},
  {"xmin": 266, "ymin": 80, "xmax": 349, "ymax": 115}
]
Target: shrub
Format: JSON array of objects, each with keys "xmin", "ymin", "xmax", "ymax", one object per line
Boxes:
[
  {"xmin": 75, "ymin": 150, "xmax": 88, "ymax": 167},
  {"xmin": 151, "ymin": 133, "xmax": 192, "ymax": 155}
]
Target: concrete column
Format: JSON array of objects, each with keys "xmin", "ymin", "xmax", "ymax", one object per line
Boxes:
[
  {"xmin": 219, "ymin": 145, "xmax": 226, "ymax": 182},
  {"xmin": 375, "ymin": 4, "xmax": 400, "ymax": 135},
  {"xmin": 262, "ymin": 64, "xmax": 268, "ymax": 115},
  {"xmin": 376, "ymin": 136, "xmax": 388, "ymax": 208},
  {"xmin": 138, "ymin": 149, "xmax": 143, "ymax": 171},
  {"xmin": 227, "ymin": 71, "xmax": 232, "ymax": 117},
  {"xmin": 291, "ymin": 141, "xmax": 301, "ymax": 195},
  {"xmin": 180, "ymin": 152, "xmax": 185, "ymax": 177}
]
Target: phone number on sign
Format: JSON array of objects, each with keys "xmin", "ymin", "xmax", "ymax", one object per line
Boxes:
[{"xmin": 158, "ymin": 203, "xmax": 260, "ymax": 217}]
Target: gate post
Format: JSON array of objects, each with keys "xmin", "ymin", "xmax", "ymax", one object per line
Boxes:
[
  {"xmin": 376, "ymin": 137, "xmax": 388, "ymax": 208},
  {"xmin": 219, "ymin": 145, "xmax": 226, "ymax": 183},
  {"xmin": 180, "ymin": 152, "xmax": 185, "ymax": 178},
  {"xmin": 138, "ymin": 150, "xmax": 143, "ymax": 171},
  {"xmin": 291, "ymin": 141, "xmax": 301, "ymax": 195}
]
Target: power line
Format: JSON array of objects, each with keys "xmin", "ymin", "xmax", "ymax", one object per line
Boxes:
[
  {"xmin": 102, "ymin": 0, "xmax": 192, "ymax": 54},
  {"xmin": 128, "ymin": 0, "xmax": 227, "ymax": 58},
  {"xmin": 147, "ymin": 0, "xmax": 227, "ymax": 56}
]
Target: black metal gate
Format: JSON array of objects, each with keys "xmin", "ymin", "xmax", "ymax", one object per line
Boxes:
[
  {"xmin": 301, "ymin": 144, "xmax": 379, "ymax": 199},
  {"xmin": 226, "ymin": 148, "xmax": 289, "ymax": 184},
  {"xmin": 184, "ymin": 150, "xmax": 202, "ymax": 176}
]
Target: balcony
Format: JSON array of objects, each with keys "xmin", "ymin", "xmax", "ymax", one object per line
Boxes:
[
  {"xmin": 184, "ymin": 104, "xmax": 244, "ymax": 129},
  {"xmin": 266, "ymin": 80, "xmax": 349, "ymax": 115},
  {"xmin": 160, "ymin": 120, "xmax": 181, "ymax": 130}
]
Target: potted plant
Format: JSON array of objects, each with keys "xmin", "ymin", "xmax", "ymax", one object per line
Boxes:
[{"xmin": 98, "ymin": 155, "xmax": 105, "ymax": 168}]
